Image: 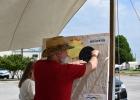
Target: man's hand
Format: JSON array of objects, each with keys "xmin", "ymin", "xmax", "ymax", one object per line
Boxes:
[{"xmin": 91, "ymin": 50, "xmax": 99, "ymax": 57}]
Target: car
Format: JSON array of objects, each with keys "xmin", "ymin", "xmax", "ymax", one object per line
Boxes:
[
  {"xmin": 115, "ymin": 77, "xmax": 127, "ymax": 100},
  {"xmin": 115, "ymin": 64, "xmax": 123, "ymax": 73},
  {"xmin": 0, "ymin": 68, "xmax": 10, "ymax": 79}
]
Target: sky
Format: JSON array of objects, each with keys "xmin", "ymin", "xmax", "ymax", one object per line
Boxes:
[{"xmin": 60, "ymin": 0, "xmax": 140, "ymax": 61}]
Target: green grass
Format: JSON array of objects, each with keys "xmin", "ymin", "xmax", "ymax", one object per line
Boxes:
[{"xmin": 120, "ymin": 69, "xmax": 140, "ymax": 76}]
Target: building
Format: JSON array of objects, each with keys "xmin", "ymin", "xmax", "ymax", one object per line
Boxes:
[
  {"xmin": 121, "ymin": 61, "xmax": 140, "ymax": 70},
  {"xmin": 0, "ymin": 48, "xmax": 42, "ymax": 60}
]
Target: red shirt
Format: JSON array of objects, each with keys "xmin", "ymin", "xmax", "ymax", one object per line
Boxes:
[{"xmin": 34, "ymin": 60, "xmax": 86, "ymax": 100}]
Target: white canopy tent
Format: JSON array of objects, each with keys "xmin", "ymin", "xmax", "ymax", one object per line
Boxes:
[{"xmin": 0, "ymin": 0, "xmax": 86, "ymax": 51}]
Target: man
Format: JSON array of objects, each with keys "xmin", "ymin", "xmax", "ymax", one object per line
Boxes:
[{"xmin": 34, "ymin": 36, "xmax": 99, "ymax": 100}]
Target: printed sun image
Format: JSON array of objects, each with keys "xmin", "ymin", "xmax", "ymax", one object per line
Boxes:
[{"xmin": 67, "ymin": 38, "xmax": 84, "ymax": 58}]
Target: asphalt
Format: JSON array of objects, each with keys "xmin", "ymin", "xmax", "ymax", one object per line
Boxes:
[{"xmin": 1, "ymin": 75, "xmax": 140, "ymax": 100}]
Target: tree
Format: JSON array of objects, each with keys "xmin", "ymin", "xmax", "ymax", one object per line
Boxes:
[
  {"xmin": 0, "ymin": 55, "xmax": 32, "ymax": 79},
  {"xmin": 115, "ymin": 35, "xmax": 135, "ymax": 64}
]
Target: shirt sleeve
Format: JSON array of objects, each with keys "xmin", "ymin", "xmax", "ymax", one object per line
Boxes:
[
  {"xmin": 27, "ymin": 79, "xmax": 35, "ymax": 100},
  {"xmin": 61, "ymin": 64, "xmax": 86, "ymax": 80}
]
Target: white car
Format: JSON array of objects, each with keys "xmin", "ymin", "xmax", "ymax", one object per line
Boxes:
[
  {"xmin": 115, "ymin": 64, "xmax": 123, "ymax": 73},
  {"xmin": 0, "ymin": 68, "xmax": 10, "ymax": 79}
]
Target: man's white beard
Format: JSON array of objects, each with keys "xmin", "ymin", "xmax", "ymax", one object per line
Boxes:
[{"xmin": 61, "ymin": 56, "xmax": 69, "ymax": 64}]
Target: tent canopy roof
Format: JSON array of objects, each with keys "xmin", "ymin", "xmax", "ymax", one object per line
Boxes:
[{"xmin": 0, "ymin": 0, "xmax": 86, "ymax": 51}]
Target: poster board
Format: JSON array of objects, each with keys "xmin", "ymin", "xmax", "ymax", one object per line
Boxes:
[{"xmin": 43, "ymin": 33, "xmax": 110, "ymax": 100}]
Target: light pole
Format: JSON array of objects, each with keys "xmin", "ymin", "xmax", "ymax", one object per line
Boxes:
[{"xmin": 108, "ymin": 0, "xmax": 115, "ymax": 100}]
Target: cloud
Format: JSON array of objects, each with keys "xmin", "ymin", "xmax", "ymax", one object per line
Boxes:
[
  {"xmin": 61, "ymin": 0, "xmax": 109, "ymax": 36},
  {"xmin": 87, "ymin": 0, "xmax": 109, "ymax": 7},
  {"xmin": 87, "ymin": 0, "xmax": 109, "ymax": 18}
]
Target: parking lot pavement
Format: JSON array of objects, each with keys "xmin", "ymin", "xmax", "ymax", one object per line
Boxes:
[
  {"xmin": 120, "ymin": 75, "xmax": 140, "ymax": 100},
  {"xmin": 1, "ymin": 75, "xmax": 140, "ymax": 100},
  {"xmin": 0, "ymin": 80, "xmax": 19, "ymax": 100}
]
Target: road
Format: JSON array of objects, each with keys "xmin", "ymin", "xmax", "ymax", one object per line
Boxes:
[
  {"xmin": 0, "ymin": 80, "xmax": 19, "ymax": 100},
  {"xmin": 120, "ymin": 75, "xmax": 140, "ymax": 100},
  {"xmin": 0, "ymin": 75, "xmax": 140, "ymax": 100}
]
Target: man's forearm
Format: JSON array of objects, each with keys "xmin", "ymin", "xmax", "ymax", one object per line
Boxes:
[{"xmin": 84, "ymin": 51, "xmax": 99, "ymax": 76}]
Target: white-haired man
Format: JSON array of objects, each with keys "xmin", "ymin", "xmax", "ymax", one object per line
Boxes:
[{"xmin": 34, "ymin": 36, "xmax": 99, "ymax": 100}]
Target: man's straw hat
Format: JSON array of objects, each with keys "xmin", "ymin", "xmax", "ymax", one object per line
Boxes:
[{"xmin": 44, "ymin": 36, "xmax": 73, "ymax": 56}]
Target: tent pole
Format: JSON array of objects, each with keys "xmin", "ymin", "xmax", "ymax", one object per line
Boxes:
[
  {"xmin": 108, "ymin": 0, "xmax": 115, "ymax": 100},
  {"xmin": 21, "ymin": 48, "xmax": 23, "ymax": 57}
]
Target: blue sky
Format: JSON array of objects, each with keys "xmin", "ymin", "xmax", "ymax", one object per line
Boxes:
[{"xmin": 60, "ymin": 0, "xmax": 140, "ymax": 61}]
